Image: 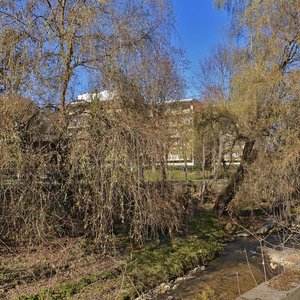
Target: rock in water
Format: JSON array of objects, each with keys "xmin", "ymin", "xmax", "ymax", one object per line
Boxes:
[{"xmin": 256, "ymin": 220, "xmax": 276, "ymax": 234}]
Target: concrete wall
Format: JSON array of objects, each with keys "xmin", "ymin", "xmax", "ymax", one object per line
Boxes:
[{"xmin": 236, "ymin": 272, "xmax": 300, "ymax": 300}]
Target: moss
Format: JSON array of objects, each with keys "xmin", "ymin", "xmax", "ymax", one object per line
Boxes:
[{"xmin": 122, "ymin": 214, "xmax": 224, "ymax": 299}]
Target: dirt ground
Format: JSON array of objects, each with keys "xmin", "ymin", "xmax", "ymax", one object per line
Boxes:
[{"xmin": 0, "ymin": 238, "xmax": 126, "ymax": 299}]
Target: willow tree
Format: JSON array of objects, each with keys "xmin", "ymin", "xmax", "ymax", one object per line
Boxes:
[
  {"xmin": 0, "ymin": 0, "xmax": 186, "ymax": 245},
  {"xmin": 0, "ymin": 27, "xmax": 31, "ymax": 94},
  {"xmin": 208, "ymin": 0, "xmax": 300, "ymax": 215},
  {"xmin": 0, "ymin": 0, "xmax": 174, "ymax": 110},
  {"xmin": 67, "ymin": 32, "xmax": 185, "ymax": 244}
]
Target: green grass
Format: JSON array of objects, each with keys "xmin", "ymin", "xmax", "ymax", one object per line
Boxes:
[
  {"xmin": 144, "ymin": 165, "xmax": 239, "ymax": 182},
  {"xmin": 144, "ymin": 169, "xmax": 203, "ymax": 181}
]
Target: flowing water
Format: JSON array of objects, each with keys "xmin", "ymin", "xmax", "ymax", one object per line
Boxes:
[{"xmin": 156, "ymin": 236, "xmax": 282, "ymax": 300}]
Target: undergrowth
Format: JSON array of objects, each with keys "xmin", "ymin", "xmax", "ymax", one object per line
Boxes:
[{"xmin": 16, "ymin": 213, "xmax": 224, "ymax": 300}]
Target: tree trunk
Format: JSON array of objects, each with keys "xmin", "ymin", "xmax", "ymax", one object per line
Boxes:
[
  {"xmin": 160, "ymin": 150, "xmax": 167, "ymax": 183},
  {"xmin": 213, "ymin": 139, "xmax": 256, "ymax": 215},
  {"xmin": 60, "ymin": 67, "xmax": 71, "ymax": 112},
  {"xmin": 184, "ymin": 157, "xmax": 188, "ymax": 182},
  {"xmin": 214, "ymin": 132, "xmax": 224, "ymax": 180}
]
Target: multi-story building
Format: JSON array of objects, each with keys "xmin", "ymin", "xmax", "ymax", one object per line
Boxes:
[
  {"xmin": 70, "ymin": 92, "xmax": 242, "ymax": 168},
  {"xmin": 165, "ymin": 99, "xmax": 202, "ymax": 167},
  {"xmin": 71, "ymin": 92, "xmax": 202, "ymax": 167}
]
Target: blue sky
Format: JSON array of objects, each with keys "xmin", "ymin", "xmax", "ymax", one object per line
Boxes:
[
  {"xmin": 172, "ymin": 0, "xmax": 230, "ymax": 98},
  {"xmin": 75, "ymin": 1, "xmax": 230, "ymax": 100}
]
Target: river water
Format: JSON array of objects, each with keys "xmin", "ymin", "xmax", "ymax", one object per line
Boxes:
[{"xmin": 155, "ymin": 236, "xmax": 282, "ymax": 300}]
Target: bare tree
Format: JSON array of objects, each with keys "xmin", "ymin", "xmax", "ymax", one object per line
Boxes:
[
  {"xmin": 0, "ymin": 0, "xmax": 174, "ymax": 111},
  {"xmin": 196, "ymin": 43, "xmax": 241, "ymax": 182},
  {"xmin": 0, "ymin": 0, "xmax": 188, "ymax": 246},
  {"xmin": 0, "ymin": 27, "xmax": 31, "ymax": 94},
  {"xmin": 199, "ymin": 43, "xmax": 235, "ymax": 100}
]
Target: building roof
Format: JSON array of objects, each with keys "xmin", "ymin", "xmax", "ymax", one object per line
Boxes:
[{"xmin": 77, "ymin": 90, "xmax": 115, "ymax": 102}]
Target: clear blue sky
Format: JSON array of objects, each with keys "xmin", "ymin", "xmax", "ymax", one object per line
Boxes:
[{"xmin": 172, "ymin": 0, "xmax": 230, "ymax": 98}]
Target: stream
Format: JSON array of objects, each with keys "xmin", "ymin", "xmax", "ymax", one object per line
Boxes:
[{"xmin": 154, "ymin": 236, "xmax": 283, "ymax": 300}]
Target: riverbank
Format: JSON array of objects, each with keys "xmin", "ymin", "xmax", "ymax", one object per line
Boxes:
[
  {"xmin": 152, "ymin": 236, "xmax": 276, "ymax": 300},
  {"xmin": 1, "ymin": 213, "xmax": 225, "ymax": 299}
]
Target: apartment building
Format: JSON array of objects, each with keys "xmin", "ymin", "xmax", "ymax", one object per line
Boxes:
[
  {"xmin": 70, "ymin": 92, "xmax": 202, "ymax": 167},
  {"xmin": 165, "ymin": 99, "xmax": 202, "ymax": 167},
  {"xmin": 70, "ymin": 92, "xmax": 243, "ymax": 168}
]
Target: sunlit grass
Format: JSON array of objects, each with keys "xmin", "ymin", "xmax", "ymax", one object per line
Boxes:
[{"xmin": 144, "ymin": 168, "xmax": 203, "ymax": 181}]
